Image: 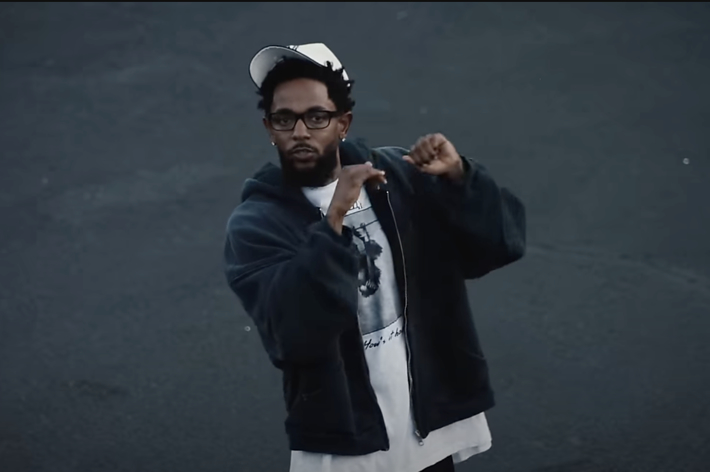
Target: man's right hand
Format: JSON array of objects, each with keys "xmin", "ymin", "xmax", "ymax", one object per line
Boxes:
[{"xmin": 327, "ymin": 163, "xmax": 386, "ymax": 235}]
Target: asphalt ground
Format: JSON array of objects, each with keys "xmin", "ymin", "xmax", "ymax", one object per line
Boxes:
[{"xmin": 1, "ymin": 3, "xmax": 709, "ymax": 472}]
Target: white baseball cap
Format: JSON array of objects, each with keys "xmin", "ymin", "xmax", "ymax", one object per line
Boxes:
[{"xmin": 248, "ymin": 42, "xmax": 350, "ymax": 89}]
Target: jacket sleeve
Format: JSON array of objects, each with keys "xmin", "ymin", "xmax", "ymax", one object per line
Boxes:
[
  {"xmin": 224, "ymin": 212, "xmax": 360, "ymax": 367},
  {"xmin": 400, "ymin": 151, "xmax": 526, "ymax": 279}
]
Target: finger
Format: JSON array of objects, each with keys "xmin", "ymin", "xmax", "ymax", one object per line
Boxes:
[
  {"xmin": 370, "ymin": 172, "xmax": 387, "ymax": 184},
  {"xmin": 408, "ymin": 142, "xmax": 431, "ymax": 166},
  {"xmin": 418, "ymin": 135, "xmax": 443, "ymax": 164},
  {"xmin": 422, "ymin": 134, "xmax": 450, "ymax": 162},
  {"xmin": 349, "ymin": 162, "xmax": 375, "ymax": 175},
  {"xmin": 428, "ymin": 133, "xmax": 448, "ymax": 150},
  {"xmin": 404, "ymin": 154, "xmax": 430, "ymax": 173},
  {"xmin": 419, "ymin": 136, "xmax": 438, "ymax": 161},
  {"xmin": 417, "ymin": 135, "xmax": 437, "ymax": 160},
  {"xmin": 406, "ymin": 138, "xmax": 421, "ymax": 163},
  {"xmin": 369, "ymin": 167, "xmax": 387, "ymax": 183},
  {"xmin": 406, "ymin": 150, "xmax": 419, "ymax": 166},
  {"xmin": 356, "ymin": 166, "xmax": 386, "ymax": 183},
  {"xmin": 405, "ymin": 149, "xmax": 423, "ymax": 166},
  {"xmin": 345, "ymin": 162, "xmax": 373, "ymax": 171},
  {"xmin": 364, "ymin": 170, "xmax": 387, "ymax": 185},
  {"xmin": 342, "ymin": 163, "xmax": 372, "ymax": 172}
]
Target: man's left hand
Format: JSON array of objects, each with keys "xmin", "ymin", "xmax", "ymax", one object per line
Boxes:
[{"xmin": 403, "ymin": 133, "xmax": 465, "ymax": 182}]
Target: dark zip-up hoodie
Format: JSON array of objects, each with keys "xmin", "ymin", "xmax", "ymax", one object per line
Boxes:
[{"xmin": 224, "ymin": 138, "xmax": 526, "ymax": 455}]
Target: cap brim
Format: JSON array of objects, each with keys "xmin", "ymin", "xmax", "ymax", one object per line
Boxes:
[{"xmin": 249, "ymin": 45, "xmax": 323, "ymax": 89}]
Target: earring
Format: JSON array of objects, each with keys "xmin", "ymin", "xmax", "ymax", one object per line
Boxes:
[
  {"xmin": 271, "ymin": 142, "xmax": 275, "ymax": 146},
  {"xmin": 341, "ymin": 137, "xmax": 346, "ymax": 142}
]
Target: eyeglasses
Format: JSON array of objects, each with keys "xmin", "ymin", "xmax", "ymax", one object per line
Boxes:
[{"xmin": 267, "ymin": 110, "xmax": 341, "ymax": 131}]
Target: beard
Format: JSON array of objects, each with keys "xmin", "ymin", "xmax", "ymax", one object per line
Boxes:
[{"xmin": 278, "ymin": 140, "xmax": 340, "ymax": 188}]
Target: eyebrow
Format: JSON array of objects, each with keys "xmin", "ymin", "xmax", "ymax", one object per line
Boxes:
[{"xmin": 272, "ymin": 106, "xmax": 331, "ymax": 114}]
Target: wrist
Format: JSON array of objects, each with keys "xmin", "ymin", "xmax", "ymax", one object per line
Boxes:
[
  {"xmin": 326, "ymin": 209, "xmax": 345, "ymax": 235},
  {"xmin": 444, "ymin": 157, "xmax": 466, "ymax": 183}
]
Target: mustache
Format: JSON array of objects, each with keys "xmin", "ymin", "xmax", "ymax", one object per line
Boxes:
[{"xmin": 289, "ymin": 145, "xmax": 318, "ymax": 154}]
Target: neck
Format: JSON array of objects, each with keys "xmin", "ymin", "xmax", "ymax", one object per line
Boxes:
[{"xmin": 321, "ymin": 153, "xmax": 342, "ymax": 186}]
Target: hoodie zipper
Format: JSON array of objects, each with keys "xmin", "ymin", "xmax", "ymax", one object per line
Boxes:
[
  {"xmin": 384, "ymin": 189, "xmax": 424, "ymax": 446},
  {"xmin": 315, "ymin": 173, "xmax": 423, "ymax": 446}
]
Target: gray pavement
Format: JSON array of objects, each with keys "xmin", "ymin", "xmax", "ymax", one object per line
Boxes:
[{"xmin": 1, "ymin": 2, "xmax": 709, "ymax": 472}]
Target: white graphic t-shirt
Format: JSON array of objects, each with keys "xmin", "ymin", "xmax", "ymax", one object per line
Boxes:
[{"xmin": 292, "ymin": 180, "xmax": 492, "ymax": 472}]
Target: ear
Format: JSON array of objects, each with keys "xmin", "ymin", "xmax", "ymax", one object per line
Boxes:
[
  {"xmin": 262, "ymin": 116, "xmax": 274, "ymax": 143},
  {"xmin": 338, "ymin": 112, "xmax": 353, "ymax": 138}
]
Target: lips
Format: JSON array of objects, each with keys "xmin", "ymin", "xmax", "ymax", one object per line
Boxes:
[{"xmin": 290, "ymin": 147, "xmax": 317, "ymax": 160}]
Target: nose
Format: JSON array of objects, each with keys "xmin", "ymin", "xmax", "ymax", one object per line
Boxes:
[{"xmin": 291, "ymin": 117, "xmax": 310, "ymax": 139}]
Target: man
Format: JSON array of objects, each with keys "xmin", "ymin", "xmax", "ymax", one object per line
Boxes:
[{"xmin": 224, "ymin": 43, "xmax": 526, "ymax": 472}]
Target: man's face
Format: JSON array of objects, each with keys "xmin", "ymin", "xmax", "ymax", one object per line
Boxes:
[{"xmin": 264, "ymin": 78, "xmax": 352, "ymax": 187}]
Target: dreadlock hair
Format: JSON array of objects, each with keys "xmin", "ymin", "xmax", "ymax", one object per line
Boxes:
[{"xmin": 256, "ymin": 57, "xmax": 356, "ymax": 114}]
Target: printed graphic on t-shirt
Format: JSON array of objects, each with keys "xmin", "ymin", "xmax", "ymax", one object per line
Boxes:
[
  {"xmin": 363, "ymin": 322, "xmax": 405, "ymax": 351},
  {"xmin": 343, "ymin": 199, "xmax": 401, "ymax": 335},
  {"xmin": 352, "ymin": 224, "xmax": 382, "ymax": 297}
]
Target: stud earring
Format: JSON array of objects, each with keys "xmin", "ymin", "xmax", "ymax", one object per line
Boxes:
[{"xmin": 271, "ymin": 142, "xmax": 275, "ymax": 146}]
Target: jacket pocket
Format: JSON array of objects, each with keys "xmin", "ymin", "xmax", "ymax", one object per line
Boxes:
[
  {"xmin": 458, "ymin": 348, "xmax": 491, "ymax": 393},
  {"xmin": 284, "ymin": 362, "xmax": 359, "ymax": 436},
  {"xmin": 432, "ymin": 346, "xmax": 491, "ymax": 406}
]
